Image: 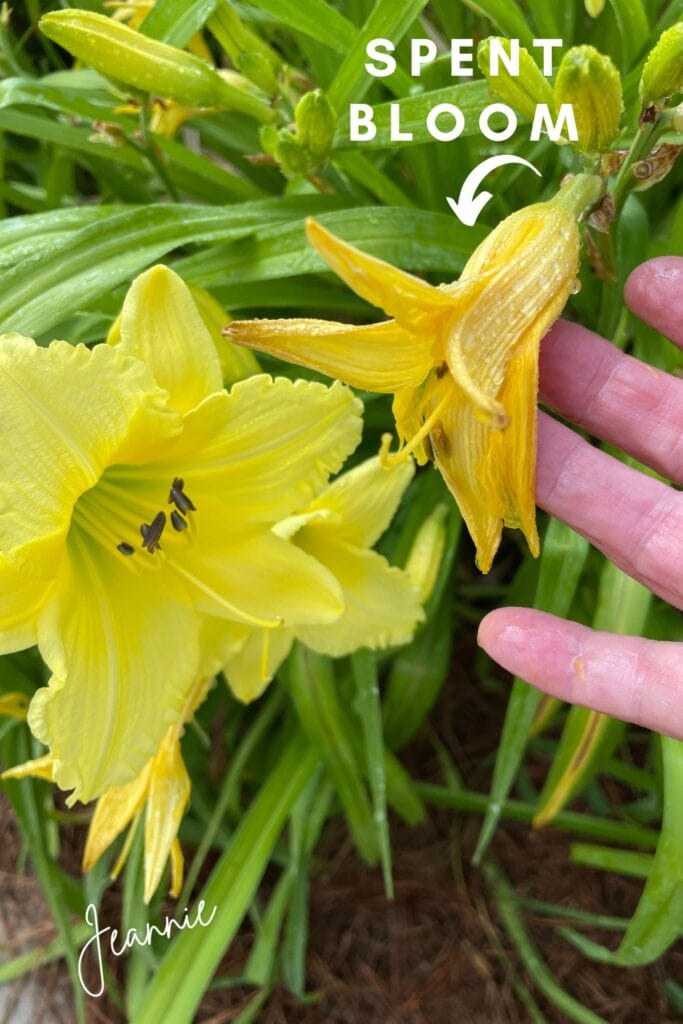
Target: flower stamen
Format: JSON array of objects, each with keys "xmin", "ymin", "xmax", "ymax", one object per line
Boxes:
[{"xmin": 380, "ymin": 386, "xmax": 453, "ymax": 468}]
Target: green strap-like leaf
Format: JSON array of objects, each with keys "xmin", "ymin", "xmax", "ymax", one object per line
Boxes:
[
  {"xmin": 473, "ymin": 518, "xmax": 590, "ymax": 864},
  {"xmin": 132, "ymin": 735, "xmax": 319, "ymax": 1024}
]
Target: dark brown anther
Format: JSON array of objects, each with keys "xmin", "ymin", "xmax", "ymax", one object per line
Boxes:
[
  {"xmin": 140, "ymin": 511, "xmax": 166, "ymax": 553},
  {"xmin": 117, "ymin": 542, "xmax": 135, "ymax": 556},
  {"xmin": 435, "ymin": 362, "xmax": 448, "ymax": 379},
  {"xmin": 169, "ymin": 477, "xmax": 196, "ymax": 513},
  {"xmin": 639, "ymin": 104, "xmax": 657, "ymax": 127},
  {"xmin": 170, "ymin": 510, "xmax": 188, "ymax": 532}
]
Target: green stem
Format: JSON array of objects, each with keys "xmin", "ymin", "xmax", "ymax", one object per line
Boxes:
[{"xmin": 415, "ymin": 783, "xmax": 660, "ymax": 848}]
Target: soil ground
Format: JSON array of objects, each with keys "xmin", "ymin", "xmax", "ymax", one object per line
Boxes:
[{"xmin": 1, "ymin": 662, "xmax": 681, "ymax": 1024}]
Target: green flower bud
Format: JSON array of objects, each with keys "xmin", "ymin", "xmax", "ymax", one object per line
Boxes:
[
  {"xmin": 39, "ymin": 9, "xmax": 275, "ymax": 123},
  {"xmin": 404, "ymin": 504, "xmax": 448, "ymax": 605},
  {"xmin": 554, "ymin": 45, "xmax": 623, "ymax": 155},
  {"xmin": 477, "ymin": 37, "xmax": 553, "ymax": 121},
  {"xmin": 274, "ymin": 130, "xmax": 310, "ymax": 179},
  {"xmin": 584, "ymin": 0, "xmax": 606, "ymax": 17},
  {"xmin": 639, "ymin": 23, "xmax": 683, "ymax": 108},
  {"xmin": 294, "ymin": 90, "xmax": 337, "ymax": 161},
  {"xmin": 238, "ymin": 51, "xmax": 279, "ymax": 97}
]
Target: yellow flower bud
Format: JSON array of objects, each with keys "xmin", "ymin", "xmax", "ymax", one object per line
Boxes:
[
  {"xmin": 477, "ymin": 37, "xmax": 553, "ymax": 121},
  {"xmin": 639, "ymin": 23, "xmax": 683, "ymax": 108},
  {"xmin": 404, "ymin": 504, "xmax": 448, "ymax": 604},
  {"xmin": 554, "ymin": 45, "xmax": 623, "ymax": 155},
  {"xmin": 584, "ymin": 0, "xmax": 606, "ymax": 16},
  {"xmin": 295, "ymin": 90, "xmax": 337, "ymax": 162},
  {"xmin": 39, "ymin": 9, "xmax": 275, "ymax": 123}
]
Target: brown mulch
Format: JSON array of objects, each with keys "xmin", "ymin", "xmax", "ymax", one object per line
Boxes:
[{"xmin": 1, "ymin": 656, "xmax": 681, "ymax": 1024}]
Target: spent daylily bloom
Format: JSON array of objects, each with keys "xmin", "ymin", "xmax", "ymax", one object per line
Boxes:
[
  {"xmin": 223, "ymin": 455, "xmax": 424, "ymax": 702},
  {"xmin": 227, "ymin": 174, "xmax": 603, "ymax": 572},
  {"xmin": 0, "ymin": 265, "xmax": 363, "ymax": 804}
]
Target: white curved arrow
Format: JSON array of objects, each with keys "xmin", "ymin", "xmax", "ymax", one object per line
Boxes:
[{"xmin": 446, "ymin": 155, "xmax": 542, "ymax": 226}]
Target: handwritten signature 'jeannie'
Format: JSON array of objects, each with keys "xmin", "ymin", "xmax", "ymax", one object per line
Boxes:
[{"xmin": 78, "ymin": 899, "xmax": 218, "ymax": 997}]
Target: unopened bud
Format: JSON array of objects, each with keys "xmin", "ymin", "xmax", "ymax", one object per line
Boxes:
[
  {"xmin": 238, "ymin": 51, "xmax": 279, "ymax": 97},
  {"xmin": 477, "ymin": 37, "xmax": 553, "ymax": 121},
  {"xmin": 39, "ymin": 10, "xmax": 275, "ymax": 123},
  {"xmin": 554, "ymin": 45, "xmax": 623, "ymax": 154},
  {"xmin": 584, "ymin": 0, "xmax": 606, "ymax": 16},
  {"xmin": 295, "ymin": 90, "xmax": 337, "ymax": 161},
  {"xmin": 404, "ymin": 504, "xmax": 448, "ymax": 604},
  {"xmin": 639, "ymin": 23, "xmax": 683, "ymax": 108}
]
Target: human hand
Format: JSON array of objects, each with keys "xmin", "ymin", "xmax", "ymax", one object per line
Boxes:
[{"xmin": 478, "ymin": 257, "xmax": 683, "ymax": 740}]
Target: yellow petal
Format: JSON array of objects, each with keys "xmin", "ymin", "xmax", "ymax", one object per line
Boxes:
[
  {"xmin": 306, "ymin": 218, "xmax": 453, "ymax": 327},
  {"xmin": 304, "ymin": 455, "xmax": 414, "ymax": 549},
  {"xmin": 294, "ymin": 536, "xmax": 423, "ymax": 656},
  {"xmin": 1, "ymin": 753, "xmax": 54, "ymax": 781},
  {"xmin": 169, "ymin": 837, "xmax": 184, "ymax": 898},
  {"xmin": 82, "ymin": 761, "xmax": 152, "ymax": 872},
  {"xmin": 143, "ymin": 734, "xmax": 190, "ymax": 903},
  {"xmin": 118, "ymin": 265, "xmax": 223, "ymax": 413},
  {"xmin": 144, "ymin": 375, "xmax": 363, "ymax": 525},
  {"xmin": 425, "ymin": 377, "xmax": 503, "ymax": 573},
  {"xmin": 0, "ymin": 335, "xmax": 180, "ymax": 579},
  {"xmin": 446, "ymin": 202, "xmax": 578, "ymax": 424},
  {"xmin": 0, "ymin": 555, "xmax": 52, "ymax": 655},
  {"xmin": 485, "ymin": 332, "xmax": 540, "ymax": 558},
  {"xmin": 223, "ymin": 626, "xmax": 294, "ymax": 703},
  {"xmin": 28, "ymin": 530, "xmax": 202, "ymax": 804},
  {"xmin": 173, "ymin": 526, "xmax": 345, "ymax": 628},
  {"xmin": 226, "ymin": 317, "xmax": 432, "ymax": 393}
]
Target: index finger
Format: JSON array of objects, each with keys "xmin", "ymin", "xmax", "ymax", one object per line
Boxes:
[{"xmin": 624, "ymin": 257, "xmax": 683, "ymax": 348}]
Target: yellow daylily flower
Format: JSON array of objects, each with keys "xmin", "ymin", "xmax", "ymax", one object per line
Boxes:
[
  {"xmin": 223, "ymin": 455, "xmax": 424, "ymax": 702},
  {"xmin": 226, "ymin": 174, "xmax": 602, "ymax": 572},
  {"xmin": 0, "ymin": 265, "xmax": 362, "ymax": 805}
]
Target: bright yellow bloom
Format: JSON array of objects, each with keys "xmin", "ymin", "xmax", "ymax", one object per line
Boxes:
[
  {"xmin": 0, "ymin": 265, "xmax": 363, "ymax": 804},
  {"xmin": 223, "ymin": 455, "xmax": 424, "ymax": 702},
  {"xmin": 227, "ymin": 175, "xmax": 602, "ymax": 573}
]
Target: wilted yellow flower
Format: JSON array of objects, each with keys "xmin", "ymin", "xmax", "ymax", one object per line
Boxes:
[
  {"xmin": 227, "ymin": 174, "xmax": 602, "ymax": 572},
  {"xmin": 223, "ymin": 455, "xmax": 424, "ymax": 702},
  {"xmin": 0, "ymin": 265, "xmax": 363, "ymax": 804}
]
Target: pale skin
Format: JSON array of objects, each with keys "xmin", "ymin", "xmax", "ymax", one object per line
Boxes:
[{"xmin": 478, "ymin": 257, "xmax": 683, "ymax": 741}]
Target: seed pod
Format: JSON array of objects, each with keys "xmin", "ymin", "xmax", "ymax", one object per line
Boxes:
[
  {"xmin": 554, "ymin": 45, "xmax": 623, "ymax": 155},
  {"xmin": 39, "ymin": 10, "xmax": 275, "ymax": 123},
  {"xmin": 295, "ymin": 90, "xmax": 337, "ymax": 161},
  {"xmin": 640, "ymin": 23, "xmax": 683, "ymax": 108},
  {"xmin": 477, "ymin": 37, "xmax": 553, "ymax": 121}
]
